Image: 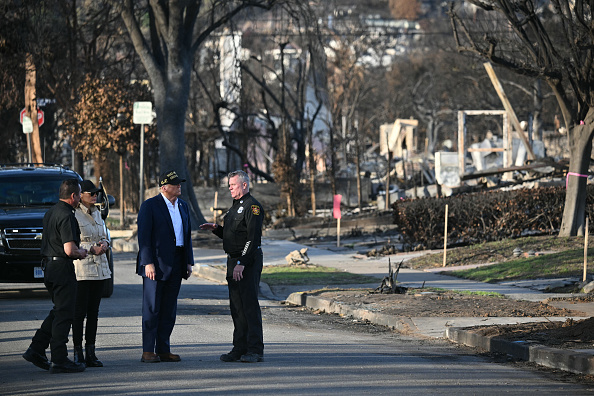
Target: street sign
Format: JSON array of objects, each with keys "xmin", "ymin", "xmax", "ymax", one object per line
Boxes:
[
  {"xmin": 22, "ymin": 116, "xmax": 33, "ymax": 134},
  {"xmin": 133, "ymin": 102, "xmax": 153, "ymax": 124},
  {"xmin": 20, "ymin": 108, "xmax": 44, "ymax": 127}
]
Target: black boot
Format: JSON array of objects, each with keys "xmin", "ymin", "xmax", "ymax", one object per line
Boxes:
[
  {"xmin": 85, "ymin": 345, "xmax": 103, "ymax": 367},
  {"xmin": 73, "ymin": 345, "xmax": 85, "ymax": 366}
]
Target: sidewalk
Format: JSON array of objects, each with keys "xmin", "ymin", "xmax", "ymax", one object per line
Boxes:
[
  {"xmin": 115, "ymin": 235, "xmax": 594, "ymax": 376},
  {"xmin": 198, "ymin": 238, "xmax": 594, "ymax": 376}
]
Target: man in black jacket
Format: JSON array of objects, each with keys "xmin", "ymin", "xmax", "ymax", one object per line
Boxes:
[{"xmin": 200, "ymin": 170, "xmax": 264, "ymax": 363}]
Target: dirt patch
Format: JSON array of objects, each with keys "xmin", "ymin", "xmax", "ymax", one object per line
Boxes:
[
  {"xmin": 465, "ymin": 318, "xmax": 594, "ymax": 349},
  {"xmin": 311, "ymin": 288, "xmax": 584, "ymax": 318},
  {"xmin": 462, "ymin": 296, "xmax": 594, "ymax": 350},
  {"xmin": 310, "ymin": 288, "xmax": 594, "ymax": 350}
]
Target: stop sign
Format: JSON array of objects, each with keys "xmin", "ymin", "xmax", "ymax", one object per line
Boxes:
[{"xmin": 20, "ymin": 108, "xmax": 44, "ymax": 127}]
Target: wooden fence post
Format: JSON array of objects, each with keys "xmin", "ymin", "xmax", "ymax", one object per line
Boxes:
[
  {"xmin": 443, "ymin": 204, "xmax": 449, "ymax": 267},
  {"xmin": 584, "ymin": 217, "xmax": 589, "ymax": 282}
]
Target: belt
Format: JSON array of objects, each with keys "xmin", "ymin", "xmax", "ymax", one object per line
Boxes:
[
  {"xmin": 227, "ymin": 246, "xmax": 260, "ymax": 259},
  {"xmin": 46, "ymin": 256, "xmax": 70, "ymax": 262}
]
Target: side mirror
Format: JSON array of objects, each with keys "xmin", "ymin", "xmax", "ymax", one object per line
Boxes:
[{"xmin": 95, "ymin": 178, "xmax": 115, "ymax": 221}]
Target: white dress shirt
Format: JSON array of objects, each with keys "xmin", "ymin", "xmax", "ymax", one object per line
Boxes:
[{"xmin": 161, "ymin": 193, "xmax": 184, "ymax": 247}]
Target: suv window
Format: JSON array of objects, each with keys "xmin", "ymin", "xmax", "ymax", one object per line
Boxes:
[{"xmin": 0, "ymin": 176, "xmax": 75, "ymax": 206}]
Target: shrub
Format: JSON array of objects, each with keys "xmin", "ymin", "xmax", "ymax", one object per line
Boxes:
[{"xmin": 392, "ymin": 186, "xmax": 594, "ymax": 249}]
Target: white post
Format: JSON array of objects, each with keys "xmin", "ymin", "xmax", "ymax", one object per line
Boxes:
[
  {"xmin": 213, "ymin": 191, "xmax": 219, "ymax": 223},
  {"xmin": 139, "ymin": 124, "xmax": 145, "ymax": 203},
  {"xmin": 584, "ymin": 217, "xmax": 589, "ymax": 282},
  {"xmin": 443, "ymin": 204, "xmax": 449, "ymax": 267}
]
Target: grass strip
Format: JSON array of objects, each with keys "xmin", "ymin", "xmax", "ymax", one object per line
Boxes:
[
  {"xmin": 261, "ymin": 264, "xmax": 379, "ymax": 286},
  {"xmin": 447, "ymin": 248, "xmax": 592, "ymax": 282},
  {"xmin": 406, "ymin": 235, "xmax": 586, "ymax": 269}
]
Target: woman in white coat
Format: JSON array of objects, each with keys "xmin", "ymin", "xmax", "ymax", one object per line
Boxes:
[{"xmin": 72, "ymin": 180, "xmax": 111, "ymax": 367}]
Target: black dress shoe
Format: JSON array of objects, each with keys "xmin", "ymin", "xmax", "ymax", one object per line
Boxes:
[
  {"xmin": 49, "ymin": 359, "xmax": 86, "ymax": 374},
  {"xmin": 220, "ymin": 350, "xmax": 244, "ymax": 362},
  {"xmin": 240, "ymin": 353, "xmax": 263, "ymax": 363},
  {"xmin": 23, "ymin": 347, "xmax": 50, "ymax": 370}
]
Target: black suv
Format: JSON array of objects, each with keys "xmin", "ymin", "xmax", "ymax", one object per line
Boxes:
[{"xmin": 0, "ymin": 163, "xmax": 114, "ymax": 297}]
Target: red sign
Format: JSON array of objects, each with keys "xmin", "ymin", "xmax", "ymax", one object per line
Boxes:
[
  {"xmin": 20, "ymin": 108, "xmax": 44, "ymax": 127},
  {"xmin": 333, "ymin": 194, "xmax": 342, "ymax": 219}
]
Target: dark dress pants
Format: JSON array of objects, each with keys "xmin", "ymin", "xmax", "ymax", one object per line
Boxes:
[
  {"xmin": 227, "ymin": 250, "xmax": 264, "ymax": 355},
  {"xmin": 142, "ymin": 251, "xmax": 183, "ymax": 353},
  {"xmin": 30, "ymin": 259, "xmax": 77, "ymax": 363},
  {"xmin": 73, "ymin": 279, "xmax": 106, "ymax": 346}
]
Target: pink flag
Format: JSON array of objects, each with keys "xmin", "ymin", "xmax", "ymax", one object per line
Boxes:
[{"xmin": 333, "ymin": 194, "xmax": 342, "ymax": 219}]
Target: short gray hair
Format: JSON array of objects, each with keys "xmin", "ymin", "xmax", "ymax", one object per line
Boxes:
[{"xmin": 228, "ymin": 170, "xmax": 249, "ymax": 188}]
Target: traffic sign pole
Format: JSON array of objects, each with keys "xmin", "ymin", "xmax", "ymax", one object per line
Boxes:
[
  {"xmin": 27, "ymin": 134, "xmax": 32, "ymax": 163},
  {"xmin": 139, "ymin": 124, "xmax": 145, "ymax": 203},
  {"xmin": 21, "ymin": 116, "xmax": 34, "ymax": 163},
  {"xmin": 133, "ymin": 102, "xmax": 153, "ymax": 204},
  {"xmin": 20, "ymin": 108, "xmax": 44, "ymax": 164}
]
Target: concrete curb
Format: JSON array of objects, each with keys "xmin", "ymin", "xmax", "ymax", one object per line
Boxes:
[
  {"xmin": 285, "ymin": 292, "xmax": 418, "ymax": 335},
  {"xmin": 192, "ymin": 264, "xmax": 278, "ymax": 301},
  {"xmin": 111, "ymin": 238, "xmax": 138, "ymax": 253},
  {"xmin": 286, "ymin": 291, "xmax": 594, "ymax": 376},
  {"xmin": 445, "ymin": 327, "xmax": 594, "ymax": 375},
  {"xmin": 193, "ymin": 264, "xmax": 227, "ymax": 284}
]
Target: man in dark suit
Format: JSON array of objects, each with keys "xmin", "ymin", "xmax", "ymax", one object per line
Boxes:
[{"xmin": 136, "ymin": 170, "xmax": 194, "ymax": 363}]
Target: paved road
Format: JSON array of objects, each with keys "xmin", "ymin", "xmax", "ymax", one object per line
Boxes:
[{"xmin": 0, "ymin": 251, "xmax": 592, "ymax": 395}]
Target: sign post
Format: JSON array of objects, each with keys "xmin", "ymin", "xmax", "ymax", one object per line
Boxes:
[
  {"xmin": 133, "ymin": 102, "xmax": 153, "ymax": 203},
  {"xmin": 333, "ymin": 194, "xmax": 342, "ymax": 247},
  {"xmin": 22, "ymin": 116, "xmax": 33, "ymax": 162},
  {"xmin": 20, "ymin": 108, "xmax": 44, "ymax": 163},
  {"xmin": 443, "ymin": 204, "xmax": 449, "ymax": 267}
]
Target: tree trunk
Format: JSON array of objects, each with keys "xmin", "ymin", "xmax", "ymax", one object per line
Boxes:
[
  {"xmin": 354, "ymin": 118, "xmax": 362, "ymax": 212},
  {"xmin": 532, "ymin": 80, "xmax": 543, "ymax": 141},
  {"xmin": 73, "ymin": 152, "xmax": 84, "ymax": 177},
  {"xmin": 119, "ymin": 1, "xmax": 207, "ymax": 228},
  {"xmin": 385, "ymin": 151, "xmax": 392, "ymax": 211},
  {"xmin": 308, "ymin": 122, "xmax": 316, "ymax": 217},
  {"xmin": 119, "ymin": 154, "xmax": 125, "ymax": 228},
  {"xmin": 25, "ymin": 54, "xmax": 43, "ymax": 163},
  {"xmin": 150, "ymin": 60, "xmax": 206, "ymax": 227},
  {"xmin": 559, "ymin": 120, "xmax": 594, "ymax": 236},
  {"xmin": 329, "ymin": 124, "xmax": 337, "ymax": 196}
]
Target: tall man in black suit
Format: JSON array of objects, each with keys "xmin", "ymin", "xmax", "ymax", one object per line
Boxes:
[{"xmin": 136, "ymin": 170, "xmax": 194, "ymax": 363}]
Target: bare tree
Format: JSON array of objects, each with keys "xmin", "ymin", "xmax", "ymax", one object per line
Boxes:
[
  {"xmin": 241, "ymin": 40, "xmax": 315, "ymax": 216},
  {"xmin": 224, "ymin": 3, "xmax": 325, "ymax": 216},
  {"xmin": 116, "ymin": 0, "xmax": 283, "ymax": 226},
  {"xmin": 64, "ymin": 75, "xmax": 154, "ymax": 225},
  {"xmin": 450, "ymin": 0, "xmax": 594, "ymax": 236}
]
